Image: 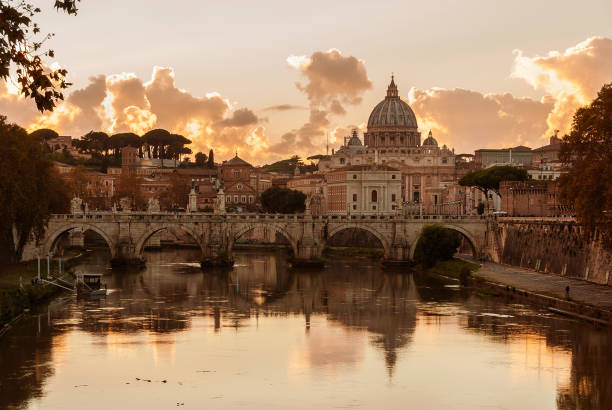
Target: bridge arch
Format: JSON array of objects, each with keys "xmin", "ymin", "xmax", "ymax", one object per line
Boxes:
[
  {"xmin": 134, "ymin": 224, "xmax": 204, "ymax": 258},
  {"xmin": 232, "ymin": 223, "xmax": 299, "ymax": 256},
  {"xmin": 43, "ymin": 223, "xmax": 116, "ymax": 258},
  {"xmin": 324, "ymin": 224, "xmax": 391, "ymax": 257},
  {"xmin": 409, "ymin": 223, "xmax": 479, "ymax": 260}
]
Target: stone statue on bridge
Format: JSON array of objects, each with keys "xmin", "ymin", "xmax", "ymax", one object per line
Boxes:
[
  {"xmin": 70, "ymin": 197, "xmax": 83, "ymax": 214},
  {"xmin": 214, "ymin": 188, "xmax": 226, "ymax": 214},
  {"xmin": 147, "ymin": 198, "xmax": 160, "ymax": 213},
  {"xmin": 119, "ymin": 197, "xmax": 131, "ymax": 212}
]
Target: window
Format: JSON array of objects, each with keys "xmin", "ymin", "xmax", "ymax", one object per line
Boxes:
[
  {"xmin": 442, "ymin": 158, "xmax": 448, "ymax": 164},
  {"xmin": 340, "ymin": 158, "xmax": 345, "ymax": 164},
  {"xmin": 234, "ymin": 195, "xmax": 238, "ymax": 203},
  {"xmin": 371, "ymin": 190, "xmax": 378, "ymax": 202},
  {"xmin": 241, "ymin": 195, "xmax": 246, "ymax": 203},
  {"xmin": 352, "ymin": 194, "xmax": 357, "ymax": 202},
  {"xmin": 227, "ymin": 195, "xmax": 232, "ymax": 203},
  {"xmin": 391, "ymin": 174, "xmax": 396, "ymax": 179},
  {"xmin": 249, "ymin": 195, "xmax": 254, "ymax": 203},
  {"xmin": 237, "ymin": 184, "xmax": 242, "ymax": 190},
  {"xmin": 353, "ymin": 205, "xmax": 357, "ymax": 210},
  {"xmin": 233, "ymin": 170, "xmax": 240, "ymax": 178},
  {"xmin": 372, "ymin": 205, "xmax": 376, "ymax": 210},
  {"xmin": 353, "ymin": 174, "xmax": 357, "ymax": 179},
  {"xmin": 413, "ymin": 191, "xmax": 420, "ymax": 202},
  {"xmin": 392, "ymin": 194, "xmax": 396, "ymax": 202}
]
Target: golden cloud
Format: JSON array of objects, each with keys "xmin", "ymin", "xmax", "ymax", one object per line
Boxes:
[{"xmin": 512, "ymin": 36, "xmax": 612, "ymax": 135}]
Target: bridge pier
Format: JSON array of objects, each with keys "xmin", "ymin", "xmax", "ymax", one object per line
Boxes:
[
  {"xmin": 201, "ymin": 244, "xmax": 234, "ymax": 269},
  {"xmin": 110, "ymin": 242, "xmax": 144, "ymax": 267}
]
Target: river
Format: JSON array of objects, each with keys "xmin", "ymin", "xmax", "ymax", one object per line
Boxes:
[{"xmin": 1, "ymin": 248, "xmax": 610, "ymax": 409}]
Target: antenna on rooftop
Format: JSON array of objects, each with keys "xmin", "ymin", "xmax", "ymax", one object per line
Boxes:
[{"xmin": 326, "ymin": 131, "xmax": 329, "ymax": 156}]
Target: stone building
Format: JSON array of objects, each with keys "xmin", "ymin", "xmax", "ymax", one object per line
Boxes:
[
  {"xmin": 499, "ymin": 180, "xmax": 572, "ymax": 217},
  {"xmin": 323, "ymin": 164, "xmax": 402, "ymax": 215},
  {"xmin": 218, "ymin": 154, "xmax": 272, "ymax": 210},
  {"xmin": 474, "ymin": 146, "xmax": 533, "ymax": 168},
  {"xmin": 317, "ymin": 76, "xmax": 456, "ymax": 212}
]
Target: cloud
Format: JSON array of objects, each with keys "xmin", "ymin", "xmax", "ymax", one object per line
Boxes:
[
  {"xmin": 279, "ymin": 48, "xmax": 372, "ymax": 155},
  {"xmin": 262, "ymin": 104, "xmax": 306, "ymax": 111},
  {"xmin": 408, "ymin": 88, "xmax": 554, "ymax": 153},
  {"xmin": 512, "ymin": 36, "xmax": 612, "ymax": 136},
  {"xmin": 0, "ymin": 66, "xmax": 272, "ymax": 164}
]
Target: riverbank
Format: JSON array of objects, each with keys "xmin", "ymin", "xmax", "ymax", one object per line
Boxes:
[
  {"xmin": 0, "ymin": 250, "xmax": 83, "ymax": 331},
  {"xmin": 459, "ymin": 258, "xmax": 612, "ymax": 326}
]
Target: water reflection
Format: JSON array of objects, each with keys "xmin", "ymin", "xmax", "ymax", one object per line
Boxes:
[{"xmin": 0, "ymin": 248, "xmax": 610, "ymax": 409}]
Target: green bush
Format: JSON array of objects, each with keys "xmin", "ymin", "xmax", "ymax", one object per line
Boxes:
[{"xmin": 414, "ymin": 224, "xmax": 461, "ymax": 268}]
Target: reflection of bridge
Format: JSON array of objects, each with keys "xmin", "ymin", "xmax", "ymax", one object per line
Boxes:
[{"xmin": 30, "ymin": 212, "xmax": 488, "ymax": 266}]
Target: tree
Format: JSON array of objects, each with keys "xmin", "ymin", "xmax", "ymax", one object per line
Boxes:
[
  {"xmin": 0, "ymin": 116, "xmax": 69, "ymax": 262},
  {"xmin": 414, "ymin": 224, "xmax": 461, "ymax": 268},
  {"xmin": 207, "ymin": 149, "xmax": 215, "ymax": 168},
  {"xmin": 559, "ymin": 83, "xmax": 612, "ymax": 246},
  {"xmin": 73, "ymin": 131, "xmax": 110, "ymax": 157},
  {"xmin": 113, "ymin": 171, "xmax": 144, "ymax": 210},
  {"xmin": 0, "ymin": 1, "xmax": 80, "ymax": 111},
  {"xmin": 160, "ymin": 173, "xmax": 190, "ymax": 210},
  {"xmin": 261, "ymin": 187, "xmax": 306, "ymax": 213},
  {"xmin": 109, "ymin": 132, "xmax": 141, "ymax": 158},
  {"xmin": 29, "ymin": 128, "xmax": 59, "ymax": 141},
  {"xmin": 459, "ymin": 165, "xmax": 528, "ymax": 205},
  {"xmin": 194, "ymin": 152, "xmax": 207, "ymax": 167},
  {"xmin": 67, "ymin": 165, "xmax": 90, "ymax": 199}
]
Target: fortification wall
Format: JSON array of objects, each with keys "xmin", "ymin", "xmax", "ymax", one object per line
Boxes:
[{"xmin": 491, "ymin": 219, "xmax": 611, "ymax": 286}]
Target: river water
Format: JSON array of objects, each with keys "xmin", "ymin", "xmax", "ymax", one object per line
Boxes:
[{"xmin": 1, "ymin": 248, "xmax": 611, "ymax": 409}]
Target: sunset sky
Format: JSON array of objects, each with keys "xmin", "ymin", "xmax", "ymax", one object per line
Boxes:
[{"xmin": 2, "ymin": 0, "xmax": 612, "ymax": 164}]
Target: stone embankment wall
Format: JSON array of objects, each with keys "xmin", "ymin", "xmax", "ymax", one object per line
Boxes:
[{"xmin": 489, "ymin": 219, "xmax": 612, "ymax": 286}]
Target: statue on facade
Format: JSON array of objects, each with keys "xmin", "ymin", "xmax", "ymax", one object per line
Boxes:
[
  {"xmin": 70, "ymin": 197, "xmax": 83, "ymax": 214},
  {"xmin": 147, "ymin": 197, "xmax": 160, "ymax": 213},
  {"xmin": 305, "ymin": 194, "xmax": 312, "ymax": 215}
]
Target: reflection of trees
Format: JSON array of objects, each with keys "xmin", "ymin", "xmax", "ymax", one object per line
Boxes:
[{"xmin": 0, "ymin": 309, "xmax": 60, "ymax": 409}]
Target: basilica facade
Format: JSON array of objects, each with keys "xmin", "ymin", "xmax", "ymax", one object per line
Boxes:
[{"xmin": 318, "ymin": 77, "xmax": 456, "ymax": 213}]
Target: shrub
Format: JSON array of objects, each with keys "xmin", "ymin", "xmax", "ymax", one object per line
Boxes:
[{"xmin": 414, "ymin": 224, "xmax": 461, "ymax": 268}]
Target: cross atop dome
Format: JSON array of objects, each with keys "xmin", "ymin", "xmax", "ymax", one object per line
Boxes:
[{"xmin": 386, "ymin": 74, "xmax": 398, "ymax": 97}]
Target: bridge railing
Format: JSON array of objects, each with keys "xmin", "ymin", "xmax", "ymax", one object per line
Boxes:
[{"xmin": 50, "ymin": 212, "xmax": 490, "ymax": 223}]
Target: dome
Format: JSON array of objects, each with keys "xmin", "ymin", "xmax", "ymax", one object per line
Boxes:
[
  {"xmin": 367, "ymin": 76, "xmax": 418, "ymax": 130},
  {"xmin": 422, "ymin": 130, "xmax": 438, "ymax": 146},
  {"xmin": 347, "ymin": 129, "xmax": 363, "ymax": 146}
]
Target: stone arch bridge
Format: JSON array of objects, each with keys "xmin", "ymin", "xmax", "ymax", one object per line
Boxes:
[{"xmin": 31, "ymin": 212, "xmax": 488, "ymax": 267}]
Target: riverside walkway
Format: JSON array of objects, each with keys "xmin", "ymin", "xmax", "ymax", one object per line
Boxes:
[{"xmin": 473, "ymin": 261, "xmax": 612, "ymax": 318}]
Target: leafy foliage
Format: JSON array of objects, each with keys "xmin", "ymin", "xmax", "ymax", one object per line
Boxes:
[
  {"xmin": 262, "ymin": 155, "xmax": 316, "ymax": 174},
  {"xmin": 559, "ymin": 83, "xmax": 612, "ymax": 246},
  {"xmin": 159, "ymin": 173, "xmax": 190, "ymax": 210},
  {"xmin": 194, "ymin": 152, "xmax": 208, "ymax": 167},
  {"xmin": 0, "ymin": 0, "xmax": 81, "ymax": 111},
  {"xmin": 113, "ymin": 171, "xmax": 144, "ymax": 210},
  {"xmin": 0, "ymin": 116, "xmax": 69, "ymax": 262},
  {"xmin": 207, "ymin": 149, "xmax": 215, "ymax": 168},
  {"xmin": 414, "ymin": 224, "xmax": 461, "ymax": 268},
  {"xmin": 261, "ymin": 187, "xmax": 306, "ymax": 214},
  {"xmin": 459, "ymin": 165, "xmax": 528, "ymax": 196}
]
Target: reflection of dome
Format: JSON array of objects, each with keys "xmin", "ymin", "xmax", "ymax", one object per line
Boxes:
[
  {"xmin": 367, "ymin": 76, "xmax": 418, "ymax": 130},
  {"xmin": 364, "ymin": 75, "xmax": 421, "ymax": 148},
  {"xmin": 422, "ymin": 130, "xmax": 438, "ymax": 146}
]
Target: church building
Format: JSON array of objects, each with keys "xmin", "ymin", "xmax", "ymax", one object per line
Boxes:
[{"xmin": 318, "ymin": 76, "xmax": 456, "ymax": 213}]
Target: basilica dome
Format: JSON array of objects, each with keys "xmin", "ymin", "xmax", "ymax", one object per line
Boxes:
[
  {"xmin": 367, "ymin": 77, "xmax": 418, "ymax": 130},
  {"xmin": 363, "ymin": 76, "xmax": 421, "ymax": 148}
]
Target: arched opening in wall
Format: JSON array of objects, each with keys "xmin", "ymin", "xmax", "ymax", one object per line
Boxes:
[
  {"xmin": 324, "ymin": 227, "xmax": 385, "ymax": 259},
  {"xmin": 234, "ymin": 226, "xmax": 294, "ymax": 255},
  {"xmin": 138, "ymin": 227, "xmax": 202, "ymax": 266},
  {"xmin": 50, "ymin": 228, "xmax": 113, "ymax": 269},
  {"xmin": 412, "ymin": 224, "xmax": 477, "ymax": 266}
]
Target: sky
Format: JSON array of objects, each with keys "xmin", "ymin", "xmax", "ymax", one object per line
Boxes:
[{"xmin": 1, "ymin": 0, "xmax": 612, "ymax": 164}]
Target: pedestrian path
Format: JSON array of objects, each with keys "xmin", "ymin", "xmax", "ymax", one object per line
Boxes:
[{"xmin": 474, "ymin": 261, "xmax": 612, "ymax": 312}]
